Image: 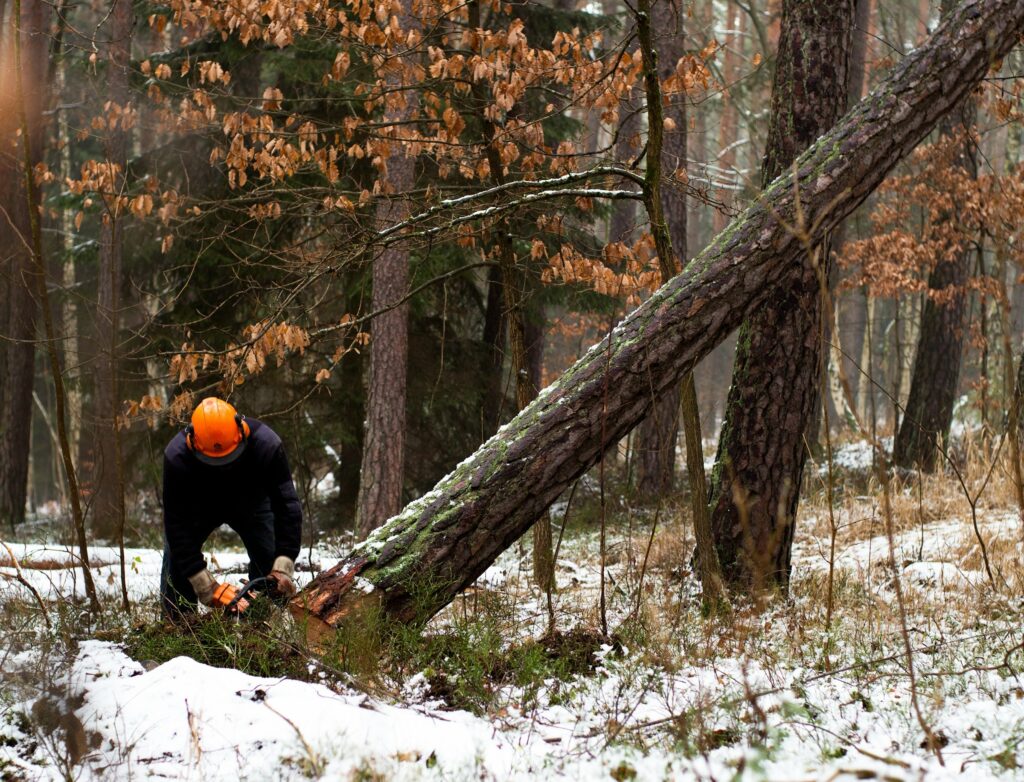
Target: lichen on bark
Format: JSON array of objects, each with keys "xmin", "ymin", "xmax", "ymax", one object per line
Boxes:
[{"xmin": 296, "ymin": 0, "xmax": 1024, "ymax": 631}]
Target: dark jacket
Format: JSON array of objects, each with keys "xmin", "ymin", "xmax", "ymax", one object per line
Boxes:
[{"xmin": 162, "ymin": 418, "xmax": 302, "ymax": 578}]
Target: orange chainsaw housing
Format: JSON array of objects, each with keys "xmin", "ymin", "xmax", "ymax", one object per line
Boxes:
[{"xmin": 211, "ymin": 582, "xmax": 248, "ymax": 612}]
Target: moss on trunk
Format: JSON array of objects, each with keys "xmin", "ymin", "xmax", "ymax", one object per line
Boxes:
[{"xmin": 296, "ymin": 0, "xmax": 1024, "ymax": 631}]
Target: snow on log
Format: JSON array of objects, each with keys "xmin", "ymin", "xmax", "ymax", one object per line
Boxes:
[{"xmin": 292, "ymin": 0, "xmax": 1024, "ymax": 635}]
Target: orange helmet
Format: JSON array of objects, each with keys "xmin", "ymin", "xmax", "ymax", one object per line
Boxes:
[{"xmin": 186, "ymin": 398, "xmax": 250, "ymax": 465}]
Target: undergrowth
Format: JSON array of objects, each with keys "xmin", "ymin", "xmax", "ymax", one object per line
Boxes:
[
  {"xmin": 123, "ymin": 594, "xmax": 617, "ymax": 717},
  {"xmin": 6, "ymin": 436, "xmax": 1024, "ymax": 778}
]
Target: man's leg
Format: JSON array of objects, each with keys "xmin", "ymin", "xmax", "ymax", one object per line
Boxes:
[
  {"xmin": 230, "ymin": 498, "xmax": 276, "ymax": 583},
  {"xmin": 160, "ymin": 540, "xmax": 199, "ymax": 621},
  {"xmin": 161, "ymin": 523, "xmax": 219, "ymax": 621}
]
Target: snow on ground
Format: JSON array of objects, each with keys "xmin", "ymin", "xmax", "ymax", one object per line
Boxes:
[
  {"xmin": 793, "ymin": 511, "xmax": 1022, "ymax": 586},
  {"xmin": 70, "ymin": 641, "xmax": 530, "ymax": 780},
  {"xmin": 818, "ymin": 438, "xmax": 895, "ymax": 475},
  {"xmin": 3, "ymin": 508, "xmax": 1024, "ymax": 780},
  {"xmin": 0, "ymin": 541, "xmax": 335, "ymax": 604},
  {"xmin": 6, "ymin": 625, "xmax": 1022, "ymax": 781}
]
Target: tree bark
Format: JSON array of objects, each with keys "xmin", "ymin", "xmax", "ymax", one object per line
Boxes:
[
  {"xmin": 57, "ymin": 35, "xmax": 82, "ymax": 477},
  {"xmin": 843, "ymin": 1, "xmax": 875, "ymax": 423},
  {"xmin": 636, "ymin": 0, "xmax": 687, "ymax": 501},
  {"xmin": 355, "ymin": 0, "xmax": 419, "ymax": 538},
  {"xmin": 856, "ymin": 290, "xmax": 876, "ymax": 422},
  {"xmin": 808, "ymin": 0, "xmax": 873, "ymax": 446},
  {"xmin": 606, "ymin": 0, "xmax": 639, "ymax": 245},
  {"xmin": 90, "ymin": 0, "xmax": 133, "ymax": 543},
  {"xmin": 356, "ymin": 159, "xmax": 414, "ymax": 537},
  {"xmin": 294, "ymin": 0, "xmax": 1024, "ymax": 633},
  {"xmin": 893, "ymin": 0, "xmax": 976, "ymax": 472},
  {"xmin": 524, "ymin": 307, "xmax": 553, "ymax": 590},
  {"xmin": 1008, "ymin": 344, "xmax": 1024, "ymax": 532},
  {"xmin": 633, "ymin": 0, "xmax": 724, "ymax": 605},
  {"xmin": 481, "ymin": 264, "xmax": 507, "ymax": 434},
  {"xmin": 708, "ymin": 0, "xmax": 854, "ymax": 592},
  {"xmin": 11, "ymin": 0, "xmax": 99, "ymax": 610},
  {"xmin": 636, "ymin": 393, "xmax": 679, "ymax": 497},
  {"xmin": 0, "ymin": 0, "xmax": 46, "ymax": 532},
  {"xmin": 712, "ymin": 2, "xmax": 743, "ymax": 238},
  {"xmin": 700, "ymin": 0, "xmax": 743, "ymax": 440}
]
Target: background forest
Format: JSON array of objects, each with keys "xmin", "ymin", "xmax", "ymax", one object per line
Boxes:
[
  {"xmin": 10, "ymin": 0, "xmax": 1023, "ymax": 548},
  {"xmin": 6, "ymin": 0, "xmax": 1024, "ymax": 778},
  {"xmin": 8, "ymin": 0, "xmax": 1024, "ymax": 544}
]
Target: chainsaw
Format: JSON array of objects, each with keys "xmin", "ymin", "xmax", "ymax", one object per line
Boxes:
[{"xmin": 212, "ymin": 576, "xmax": 279, "ymax": 616}]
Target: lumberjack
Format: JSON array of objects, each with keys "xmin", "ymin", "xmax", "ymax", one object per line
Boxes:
[{"xmin": 160, "ymin": 397, "xmax": 303, "ymax": 619}]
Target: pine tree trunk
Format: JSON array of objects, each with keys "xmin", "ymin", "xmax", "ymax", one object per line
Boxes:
[
  {"xmin": 847, "ymin": 1, "xmax": 876, "ymax": 424},
  {"xmin": 712, "ymin": 2, "xmax": 742, "ymax": 238},
  {"xmin": 481, "ymin": 264, "xmax": 506, "ymax": 434},
  {"xmin": 606, "ymin": 0, "xmax": 639, "ymax": 245},
  {"xmin": 90, "ymin": 0, "xmax": 132, "ymax": 541},
  {"xmin": 525, "ymin": 309, "xmax": 553, "ymax": 590},
  {"xmin": 636, "ymin": 395, "xmax": 679, "ymax": 497},
  {"xmin": 1008, "ymin": 345, "xmax": 1024, "ymax": 529},
  {"xmin": 828, "ymin": 305, "xmax": 861, "ymax": 431},
  {"xmin": 707, "ymin": 0, "xmax": 854, "ymax": 592},
  {"xmin": 892, "ymin": 253, "xmax": 971, "ymax": 470},
  {"xmin": 701, "ymin": 0, "xmax": 743, "ymax": 440},
  {"xmin": 893, "ymin": 0, "xmax": 976, "ymax": 472},
  {"xmin": 57, "ymin": 46, "xmax": 81, "ymax": 466},
  {"xmin": 634, "ymin": 1, "xmax": 723, "ymax": 607},
  {"xmin": 11, "ymin": 0, "xmax": 99, "ymax": 609},
  {"xmin": 0, "ymin": 201, "xmax": 35, "ymax": 534},
  {"xmin": 355, "ymin": 0, "xmax": 419, "ymax": 537},
  {"xmin": 295, "ymin": 0, "xmax": 1024, "ymax": 632},
  {"xmin": 807, "ymin": 0, "xmax": 872, "ymax": 446},
  {"xmin": 609, "ymin": 97, "xmax": 640, "ymax": 243},
  {"xmin": 356, "ymin": 156, "xmax": 414, "ymax": 538},
  {"xmin": 636, "ymin": 0, "xmax": 687, "ymax": 500},
  {"xmin": 856, "ymin": 291, "xmax": 876, "ymax": 422},
  {"xmin": 0, "ymin": 0, "xmax": 46, "ymax": 532}
]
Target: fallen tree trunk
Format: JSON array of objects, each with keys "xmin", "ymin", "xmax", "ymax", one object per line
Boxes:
[{"xmin": 294, "ymin": 0, "xmax": 1024, "ymax": 634}]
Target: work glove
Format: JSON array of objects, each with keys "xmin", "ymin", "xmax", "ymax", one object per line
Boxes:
[
  {"xmin": 188, "ymin": 568, "xmax": 249, "ymax": 612},
  {"xmin": 267, "ymin": 556, "xmax": 297, "ymax": 598},
  {"xmin": 188, "ymin": 568, "xmax": 216, "ymax": 605}
]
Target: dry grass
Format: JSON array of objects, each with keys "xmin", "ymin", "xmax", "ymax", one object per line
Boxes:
[
  {"xmin": 431, "ymin": 431, "xmax": 1024, "ymax": 686},
  {"xmin": 644, "ymin": 520, "xmax": 694, "ymax": 575},
  {"xmin": 801, "ymin": 433, "xmax": 1022, "ymax": 564}
]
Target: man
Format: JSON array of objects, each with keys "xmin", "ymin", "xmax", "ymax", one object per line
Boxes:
[{"xmin": 161, "ymin": 397, "xmax": 302, "ymax": 619}]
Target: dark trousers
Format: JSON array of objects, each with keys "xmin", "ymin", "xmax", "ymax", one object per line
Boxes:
[{"xmin": 160, "ymin": 500, "xmax": 276, "ymax": 619}]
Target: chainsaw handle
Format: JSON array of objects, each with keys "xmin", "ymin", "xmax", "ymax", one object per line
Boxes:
[{"xmin": 226, "ymin": 576, "xmax": 273, "ymax": 610}]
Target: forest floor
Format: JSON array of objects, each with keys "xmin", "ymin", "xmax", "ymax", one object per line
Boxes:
[{"xmin": 3, "ymin": 440, "xmax": 1024, "ymax": 780}]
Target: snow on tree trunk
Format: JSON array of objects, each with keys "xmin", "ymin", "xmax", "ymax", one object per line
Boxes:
[{"xmin": 294, "ymin": 0, "xmax": 1024, "ymax": 633}]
